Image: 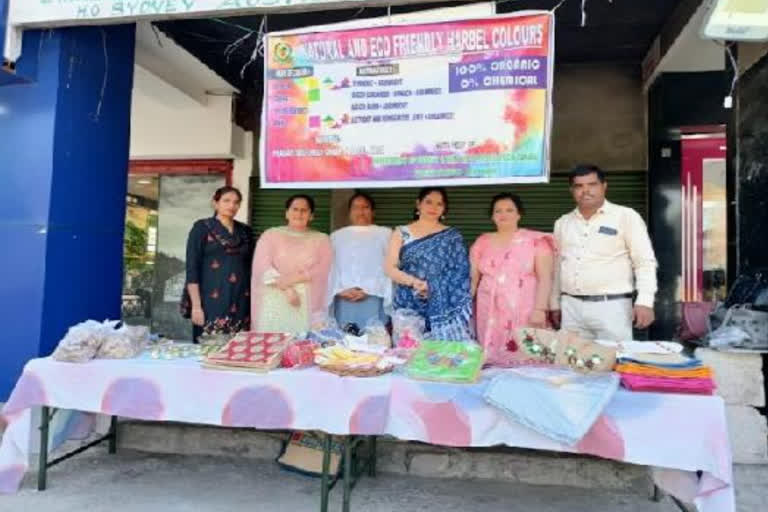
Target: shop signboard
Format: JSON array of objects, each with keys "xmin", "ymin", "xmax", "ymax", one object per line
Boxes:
[
  {"xmin": 261, "ymin": 11, "xmax": 554, "ymax": 188},
  {"xmin": 4, "ymin": 1, "xmax": 485, "ymax": 61},
  {"xmin": 9, "ymin": 0, "xmax": 373, "ymax": 27}
]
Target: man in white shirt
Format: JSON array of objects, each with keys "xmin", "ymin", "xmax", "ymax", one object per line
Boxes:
[{"xmin": 550, "ymin": 165, "xmax": 658, "ymax": 341}]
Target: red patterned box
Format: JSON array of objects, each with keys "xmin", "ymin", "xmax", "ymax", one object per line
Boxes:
[{"xmin": 203, "ymin": 332, "xmax": 293, "ymax": 372}]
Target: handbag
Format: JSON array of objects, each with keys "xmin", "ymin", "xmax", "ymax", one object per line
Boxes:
[
  {"xmin": 677, "ymin": 302, "xmax": 716, "ymax": 342},
  {"xmin": 718, "ymin": 304, "xmax": 768, "ymax": 349}
]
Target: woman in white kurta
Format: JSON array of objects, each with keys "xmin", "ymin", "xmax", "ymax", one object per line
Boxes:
[{"xmin": 328, "ymin": 193, "xmax": 392, "ymax": 329}]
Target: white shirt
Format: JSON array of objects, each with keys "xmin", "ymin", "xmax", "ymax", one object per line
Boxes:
[
  {"xmin": 327, "ymin": 225, "xmax": 393, "ymax": 309},
  {"xmin": 550, "ymin": 200, "xmax": 658, "ymax": 309}
]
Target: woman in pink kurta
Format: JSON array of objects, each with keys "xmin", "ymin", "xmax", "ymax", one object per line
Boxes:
[
  {"xmin": 470, "ymin": 193, "xmax": 555, "ymax": 366},
  {"xmin": 251, "ymin": 194, "xmax": 332, "ymax": 333}
]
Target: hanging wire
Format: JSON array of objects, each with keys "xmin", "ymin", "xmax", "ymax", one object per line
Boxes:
[
  {"xmin": 496, "ymin": 0, "xmax": 567, "ymax": 11},
  {"xmin": 150, "ymin": 23, "xmax": 164, "ymax": 48},
  {"xmin": 240, "ymin": 16, "xmax": 268, "ymax": 79},
  {"xmin": 224, "ymin": 29, "xmax": 256, "ymax": 63},
  {"xmin": 93, "ymin": 28, "xmax": 109, "ymax": 121},
  {"xmin": 716, "ymin": 41, "xmax": 739, "ymax": 104},
  {"xmin": 581, "ymin": 0, "xmax": 587, "ymax": 27},
  {"xmin": 211, "ymin": 17, "xmax": 258, "ymax": 33},
  {"xmin": 348, "ymin": 7, "xmax": 366, "ymax": 20}
]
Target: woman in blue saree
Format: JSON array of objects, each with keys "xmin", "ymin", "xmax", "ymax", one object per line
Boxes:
[{"xmin": 384, "ymin": 187, "xmax": 473, "ymax": 340}]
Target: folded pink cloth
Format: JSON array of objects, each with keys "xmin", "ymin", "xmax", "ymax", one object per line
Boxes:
[{"xmin": 619, "ymin": 373, "xmax": 716, "ymax": 395}]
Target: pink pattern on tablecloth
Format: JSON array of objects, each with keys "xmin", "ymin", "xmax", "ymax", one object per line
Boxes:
[
  {"xmin": 3, "ymin": 372, "xmax": 47, "ymax": 415},
  {"xmin": 0, "ymin": 359, "xmax": 735, "ymax": 511},
  {"xmin": 222, "ymin": 386, "xmax": 293, "ymax": 428},
  {"xmin": 0, "ymin": 465, "xmax": 25, "ymax": 494},
  {"xmin": 101, "ymin": 378, "xmax": 164, "ymax": 419},
  {"xmin": 576, "ymin": 415, "xmax": 625, "ymax": 460},
  {"xmin": 349, "ymin": 396, "xmax": 389, "ymax": 434},
  {"xmin": 413, "ymin": 400, "xmax": 471, "ymax": 446}
]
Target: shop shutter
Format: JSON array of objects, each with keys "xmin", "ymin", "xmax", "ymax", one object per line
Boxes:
[
  {"xmin": 249, "ymin": 178, "xmax": 332, "ymax": 236},
  {"xmin": 363, "ymin": 171, "xmax": 647, "ymax": 244}
]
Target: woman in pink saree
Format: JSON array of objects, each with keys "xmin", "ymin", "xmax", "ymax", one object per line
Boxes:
[
  {"xmin": 251, "ymin": 194, "xmax": 332, "ymax": 333},
  {"xmin": 470, "ymin": 193, "xmax": 555, "ymax": 366}
]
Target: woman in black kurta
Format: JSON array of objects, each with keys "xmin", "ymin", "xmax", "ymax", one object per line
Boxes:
[{"xmin": 181, "ymin": 186, "xmax": 254, "ymax": 342}]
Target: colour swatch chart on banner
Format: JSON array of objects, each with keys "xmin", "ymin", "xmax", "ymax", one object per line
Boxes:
[{"xmin": 262, "ymin": 12, "xmax": 554, "ymax": 188}]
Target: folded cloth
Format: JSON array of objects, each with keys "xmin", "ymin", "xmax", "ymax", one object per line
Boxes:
[
  {"xmin": 617, "ymin": 354, "xmax": 701, "ymax": 368},
  {"xmin": 615, "ymin": 341, "xmax": 683, "ymax": 357},
  {"xmin": 615, "ymin": 363, "xmax": 713, "ymax": 379},
  {"xmin": 620, "ymin": 374, "xmax": 716, "ymax": 395},
  {"xmin": 484, "ymin": 367, "xmax": 620, "ymax": 446}
]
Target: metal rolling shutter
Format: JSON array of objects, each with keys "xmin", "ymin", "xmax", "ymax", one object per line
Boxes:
[
  {"xmin": 363, "ymin": 171, "xmax": 648, "ymax": 244},
  {"xmin": 249, "ymin": 178, "xmax": 332, "ymax": 236}
]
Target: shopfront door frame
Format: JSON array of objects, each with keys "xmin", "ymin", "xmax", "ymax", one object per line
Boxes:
[{"xmin": 129, "ymin": 159, "xmax": 233, "ymax": 185}]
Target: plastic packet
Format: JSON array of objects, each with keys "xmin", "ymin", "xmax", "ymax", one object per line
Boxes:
[
  {"xmin": 97, "ymin": 324, "xmax": 150, "ymax": 359},
  {"xmin": 708, "ymin": 325, "xmax": 752, "ymax": 349},
  {"xmin": 52, "ymin": 319, "xmax": 119, "ymax": 363},
  {"xmin": 364, "ymin": 320, "xmax": 392, "ymax": 350},
  {"xmin": 392, "ymin": 309, "xmax": 425, "ymax": 349},
  {"xmin": 282, "ymin": 340, "xmax": 319, "ymax": 368},
  {"xmin": 307, "ymin": 319, "xmax": 345, "ymax": 347}
]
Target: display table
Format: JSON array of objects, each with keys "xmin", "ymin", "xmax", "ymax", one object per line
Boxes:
[{"xmin": 0, "ymin": 357, "xmax": 734, "ymax": 512}]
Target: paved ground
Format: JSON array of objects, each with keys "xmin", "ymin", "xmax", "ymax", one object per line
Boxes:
[{"xmin": 1, "ymin": 449, "xmax": 681, "ymax": 512}]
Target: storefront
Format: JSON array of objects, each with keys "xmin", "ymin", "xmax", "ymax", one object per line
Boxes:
[
  {"xmin": 2, "ymin": 1, "xmax": 768, "ymax": 510},
  {"xmin": 0, "ymin": 0, "xmax": 737, "ymax": 394}
]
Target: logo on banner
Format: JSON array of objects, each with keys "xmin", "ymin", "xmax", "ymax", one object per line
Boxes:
[{"xmin": 274, "ymin": 42, "xmax": 293, "ymax": 64}]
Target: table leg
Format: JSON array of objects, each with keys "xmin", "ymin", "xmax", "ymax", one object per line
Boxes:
[
  {"xmin": 368, "ymin": 436, "xmax": 377, "ymax": 478},
  {"xmin": 320, "ymin": 433, "xmax": 332, "ymax": 512},
  {"xmin": 108, "ymin": 416, "xmax": 118, "ymax": 454},
  {"xmin": 38, "ymin": 406, "xmax": 50, "ymax": 491},
  {"xmin": 343, "ymin": 436, "xmax": 352, "ymax": 512}
]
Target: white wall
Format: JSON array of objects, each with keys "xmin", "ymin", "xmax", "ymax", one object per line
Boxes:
[
  {"xmin": 232, "ymin": 132, "xmax": 253, "ymax": 224},
  {"xmin": 129, "ymin": 65, "xmax": 253, "ymax": 223},
  {"xmin": 130, "ymin": 65, "xmax": 239, "ymax": 159}
]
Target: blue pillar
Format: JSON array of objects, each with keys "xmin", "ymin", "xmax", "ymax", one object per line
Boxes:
[
  {"xmin": 0, "ymin": 0, "xmax": 7, "ymax": 57},
  {"xmin": 0, "ymin": 24, "xmax": 135, "ymax": 399}
]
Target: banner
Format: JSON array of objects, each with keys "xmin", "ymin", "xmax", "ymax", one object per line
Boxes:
[{"xmin": 261, "ymin": 11, "xmax": 554, "ymax": 188}]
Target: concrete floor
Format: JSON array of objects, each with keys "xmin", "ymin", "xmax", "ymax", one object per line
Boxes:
[{"xmin": 0, "ymin": 449, "xmax": 681, "ymax": 512}]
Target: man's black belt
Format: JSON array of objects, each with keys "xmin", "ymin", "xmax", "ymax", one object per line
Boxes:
[{"xmin": 562, "ymin": 292, "xmax": 634, "ymax": 302}]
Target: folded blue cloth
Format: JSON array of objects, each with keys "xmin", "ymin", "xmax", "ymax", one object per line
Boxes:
[
  {"xmin": 484, "ymin": 367, "xmax": 620, "ymax": 446},
  {"xmin": 617, "ymin": 357, "xmax": 702, "ymax": 369}
]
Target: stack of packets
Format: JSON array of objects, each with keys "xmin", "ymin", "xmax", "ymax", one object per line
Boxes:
[
  {"xmin": 203, "ymin": 332, "xmax": 293, "ymax": 372},
  {"xmin": 614, "ymin": 342, "xmax": 715, "ymax": 395},
  {"xmin": 406, "ymin": 341, "xmax": 485, "ymax": 384}
]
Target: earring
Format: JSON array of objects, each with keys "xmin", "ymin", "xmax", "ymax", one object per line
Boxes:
[
  {"xmin": 440, "ymin": 214, "xmax": 445, "ymax": 221},
  {"xmin": 415, "ymin": 210, "xmax": 421, "ymax": 217}
]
